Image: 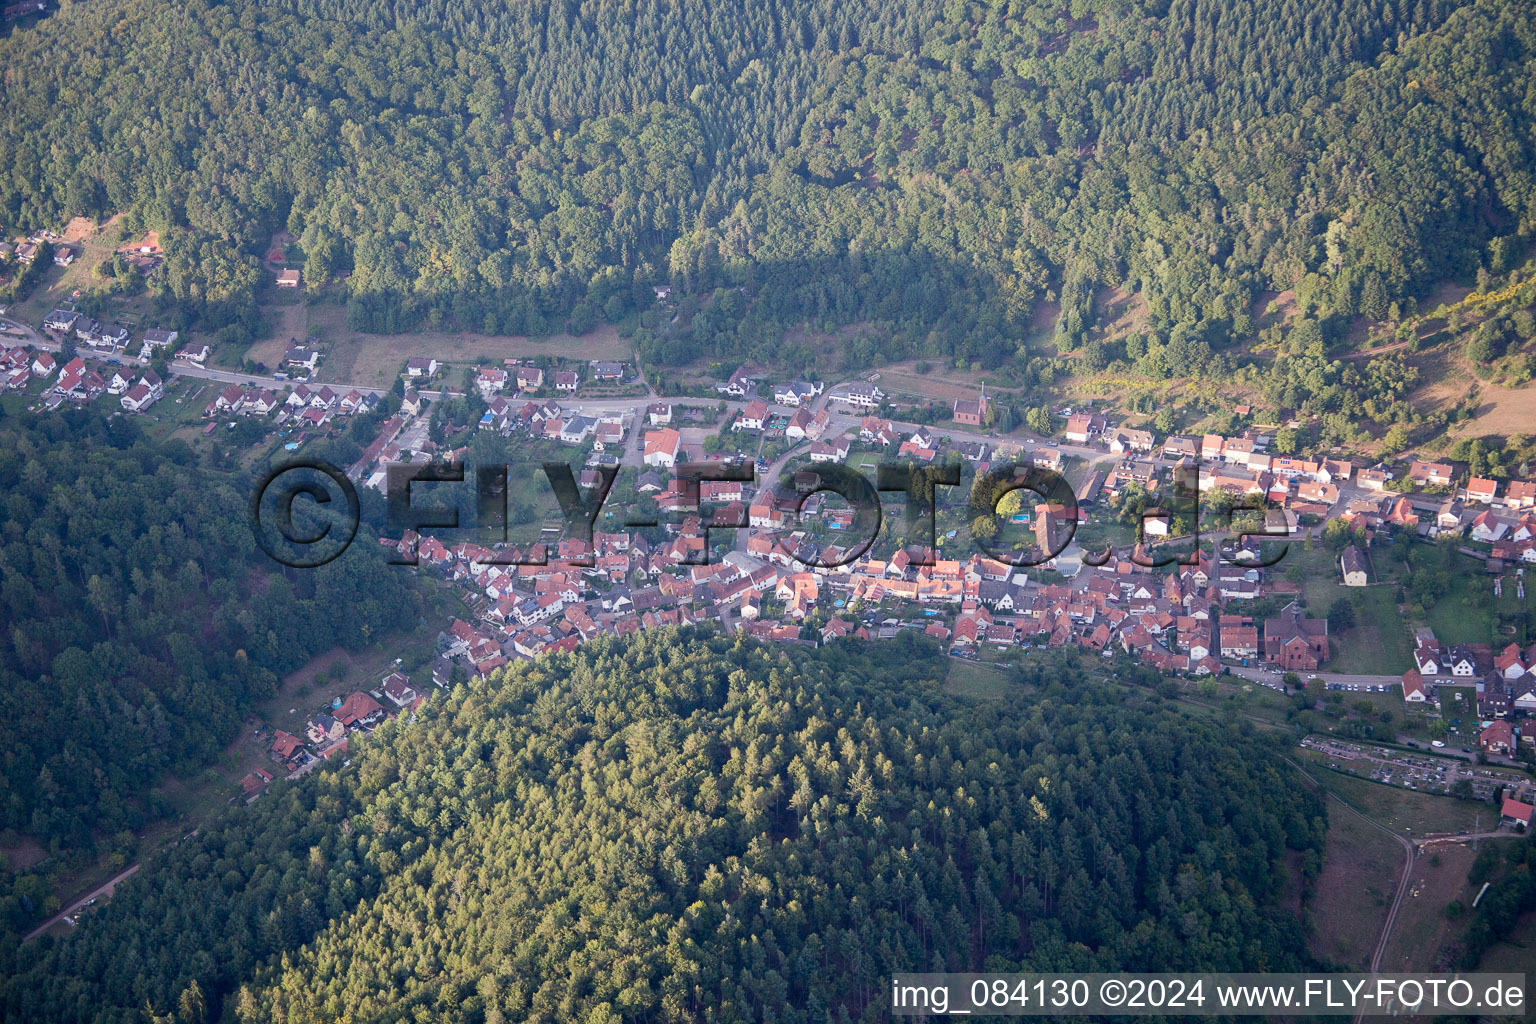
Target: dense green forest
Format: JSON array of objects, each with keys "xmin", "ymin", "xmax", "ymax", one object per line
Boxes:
[
  {"xmin": 0, "ymin": 409, "xmax": 414, "ymax": 866},
  {"xmin": 0, "ymin": 633, "xmax": 1325, "ymax": 1023},
  {"xmin": 0, "ymin": 0, "xmax": 1532, "ymax": 371}
]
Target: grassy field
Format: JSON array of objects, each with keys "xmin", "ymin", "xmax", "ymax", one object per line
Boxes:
[
  {"xmin": 10, "ymin": 218, "xmax": 160, "ymax": 330},
  {"xmin": 1296, "ymin": 546, "xmax": 1413, "ymax": 673},
  {"xmin": 1307, "ymin": 803, "xmax": 1400, "ymax": 969},
  {"xmin": 1388, "ymin": 538, "xmax": 1536, "ymax": 646},
  {"xmin": 1380, "ymin": 839, "xmax": 1508, "ymax": 972},
  {"xmin": 1304, "ymin": 759, "xmax": 1492, "ymax": 835},
  {"xmin": 283, "ymin": 306, "xmax": 634, "ymax": 388},
  {"xmin": 943, "ymin": 658, "xmax": 1014, "ymax": 699},
  {"xmin": 1477, "ymin": 909, "xmax": 1536, "ymax": 975}
]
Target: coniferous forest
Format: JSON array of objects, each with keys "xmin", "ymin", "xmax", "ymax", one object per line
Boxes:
[
  {"xmin": 0, "ymin": 0, "xmax": 1532, "ymax": 370},
  {"xmin": 0, "ymin": 410, "xmax": 414, "ymax": 859},
  {"xmin": 0, "ymin": 632, "xmax": 1325, "ymax": 1023}
]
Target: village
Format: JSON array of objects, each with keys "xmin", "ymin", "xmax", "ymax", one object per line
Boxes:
[{"xmin": 2, "ymin": 306, "xmax": 1535, "ymax": 815}]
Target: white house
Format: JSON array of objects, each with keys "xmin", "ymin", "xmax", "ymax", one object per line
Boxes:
[
  {"xmin": 120, "ymin": 382, "xmax": 158, "ymax": 412},
  {"xmin": 734, "ymin": 400, "xmax": 768, "ymax": 432},
  {"xmin": 643, "ymin": 428, "xmax": 681, "ymax": 468},
  {"xmin": 841, "ymin": 382, "xmax": 883, "ymax": 409},
  {"xmin": 774, "ymin": 380, "xmax": 821, "ymax": 406},
  {"xmin": 1340, "ymin": 545, "xmax": 1368, "ymax": 587}
]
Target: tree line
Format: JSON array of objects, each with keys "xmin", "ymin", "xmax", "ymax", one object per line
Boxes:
[
  {"xmin": 0, "ymin": 632, "xmax": 1325, "ymax": 1023},
  {"xmin": 0, "ymin": 0, "xmax": 1529, "ymax": 387}
]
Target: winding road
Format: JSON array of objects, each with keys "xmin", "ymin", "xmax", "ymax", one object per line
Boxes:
[{"xmin": 1284, "ymin": 755, "xmax": 1414, "ymax": 1017}]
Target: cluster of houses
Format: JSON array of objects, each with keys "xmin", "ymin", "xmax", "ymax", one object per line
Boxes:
[
  {"xmin": 477, "ymin": 394, "xmax": 628, "ymax": 449},
  {"xmin": 41, "ymin": 309, "xmax": 191, "ymax": 364},
  {"xmin": 1062, "ymin": 417, "xmax": 1536, "ymax": 546},
  {"xmin": 0, "ymin": 345, "xmax": 49, "ymax": 392},
  {"xmin": 414, "ymin": 357, "xmax": 627, "ymax": 397},
  {"xmin": 1400, "ymin": 629, "xmax": 1536, "ymax": 752},
  {"xmin": 372, "ymin": 413, "xmax": 1352, "ymax": 681},
  {"xmin": 244, "ymin": 672, "xmax": 429, "ymax": 797},
  {"xmin": 717, "ymin": 371, "xmax": 885, "ymax": 414},
  {"xmin": 205, "ymin": 379, "xmax": 381, "ymax": 426},
  {"xmin": 6, "ymin": 343, "xmax": 167, "ymax": 413}
]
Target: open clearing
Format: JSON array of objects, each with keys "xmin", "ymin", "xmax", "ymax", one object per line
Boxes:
[
  {"xmin": 874, "ymin": 361, "xmax": 992, "ymax": 404},
  {"xmin": 286, "ymin": 305, "xmax": 633, "ymax": 387},
  {"xmin": 943, "ymin": 659, "xmax": 1013, "ymax": 699},
  {"xmin": 1296, "ymin": 547, "xmax": 1413, "ymax": 673},
  {"xmin": 1308, "ymin": 762, "xmax": 1491, "ymax": 836},
  {"xmin": 1478, "ymin": 909, "xmax": 1536, "ymax": 974},
  {"xmin": 1378, "ymin": 839, "xmax": 1484, "ymax": 971},
  {"xmin": 1308, "ymin": 804, "xmax": 1399, "ymax": 969}
]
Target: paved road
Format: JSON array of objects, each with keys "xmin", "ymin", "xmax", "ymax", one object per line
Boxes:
[
  {"xmin": 23, "ymin": 863, "xmax": 140, "ymax": 942},
  {"xmin": 1229, "ymin": 665, "xmax": 1403, "ymax": 688},
  {"xmin": 0, "ymin": 316, "xmax": 44, "ymax": 345},
  {"xmin": 20, "ymin": 320, "xmax": 1132, "ymax": 474}
]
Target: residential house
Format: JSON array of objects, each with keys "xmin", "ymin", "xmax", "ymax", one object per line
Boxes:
[
  {"xmin": 1471, "ymin": 510, "xmax": 1512, "ymax": 544},
  {"xmin": 1340, "ymin": 545, "xmax": 1368, "ymax": 586},
  {"xmin": 306, "ymin": 714, "xmax": 346, "ymax": 747},
  {"xmin": 1501, "ymin": 480, "xmax": 1536, "ymax": 510},
  {"xmin": 841, "ymin": 382, "xmax": 883, "ymax": 408},
  {"xmin": 735, "ymin": 400, "xmax": 768, "ymax": 432},
  {"xmin": 1162, "ymin": 436, "xmax": 1197, "ymax": 459},
  {"xmin": 336, "ymin": 691, "xmax": 386, "ymax": 729},
  {"xmin": 1408, "ymin": 461, "xmax": 1454, "ymax": 488},
  {"xmin": 269, "ymin": 730, "xmax": 306, "ymax": 764},
  {"xmin": 785, "ymin": 407, "xmax": 814, "ymax": 441},
  {"xmin": 106, "ymin": 367, "xmax": 135, "ymax": 395},
  {"xmin": 1031, "ymin": 447, "xmax": 1064, "ymax": 471},
  {"xmin": 1467, "ymin": 477, "xmax": 1499, "ymax": 503},
  {"xmin": 1357, "ymin": 468, "xmax": 1389, "ymax": 491},
  {"xmin": 1481, "ymin": 719, "xmax": 1514, "ymax": 754},
  {"xmin": 774, "ymin": 380, "xmax": 821, "ymax": 406},
  {"xmin": 1107, "ymin": 426, "xmax": 1155, "ymax": 454},
  {"xmin": 1064, "ymin": 413, "xmax": 1107, "ymax": 444},
  {"xmin": 43, "ymin": 309, "xmax": 79, "ymax": 333},
  {"xmin": 285, "ymin": 347, "xmax": 321, "ymax": 371},
  {"xmin": 239, "ymin": 768, "xmax": 273, "ymax": 799},
  {"xmin": 475, "ymin": 366, "xmax": 509, "ymax": 396},
  {"xmin": 120, "ymin": 381, "xmax": 158, "ymax": 412},
  {"xmin": 643, "ymin": 428, "xmax": 681, "ymax": 468},
  {"xmin": 405, "ymin": 357, "xmax": 439, "ymax": 378},
  {"xmin": 1501, "ymin": 797, "xmax": 1533, "ymax": 829}
]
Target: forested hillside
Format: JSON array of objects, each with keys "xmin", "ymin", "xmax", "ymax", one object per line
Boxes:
[
  {"xmin": 0, "ymin": 410, "xmax": 413, "ymax": 860},
  {"xmin": 0, "ymin": 0, "xmax": 1532, "ymax": 369},
  {"xmin": 0, "ymin": 633, "xmax": 1325, "ymax": 1024}
]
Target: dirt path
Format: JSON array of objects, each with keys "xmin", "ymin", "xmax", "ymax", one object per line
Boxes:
[{"xmin": 1286, "ymin": 756, "xmax": 1415, "ymax": 1012}]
